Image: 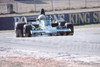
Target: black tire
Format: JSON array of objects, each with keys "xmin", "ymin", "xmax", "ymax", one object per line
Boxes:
[
  {"xmin": 51, "ymin": 23, "xmax": 58, "ymax": 27},
  {"xmin": 65, "ymin": 23, "xmax": 74, "ymax": 35},
  {"xmin": 24, "ymin": 24, "xmax": 32, "ymax": 37},
  {"xmin": 57, "ymin": 32, "xmax": 67, "ymax": 36},
  {"xmin": 60, "ymin": 21, "xmax": 66, "ymax": 26},
  {"xmin": 59, "ymin": 21, "xmax": 66, "ymax": 36},
  {"xmin": 15, "ymin": 22, "xmax": 26, "ymax": 37},
  {"xmin": 48, "ymin": 33, "xmax": 53, "ymax": 36}
]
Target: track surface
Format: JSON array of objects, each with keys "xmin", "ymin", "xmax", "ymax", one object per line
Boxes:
[{"xmin": 0, "ymin": 24, "xmax": 100, "ymax": 63}]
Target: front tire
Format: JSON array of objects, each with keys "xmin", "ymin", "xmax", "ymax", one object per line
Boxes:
[
  {"xmin": 24, "ymin": 24, "xmax": 32, "ymax": 37},
  {"xmin": 65, "ymin": 23, "xmax": 74, "ymax": 35},
  {"xmin": 15, "ymin": 22, "xmax": 26, "ymax": 37}
]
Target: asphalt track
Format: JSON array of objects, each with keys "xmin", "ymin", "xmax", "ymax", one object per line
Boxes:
[{"xmin": 0, "ymin": 24, "xmax": 100, "ymax": 63}]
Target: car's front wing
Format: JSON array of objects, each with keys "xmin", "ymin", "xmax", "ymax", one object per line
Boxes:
[{"xmin": 31, "ymin": 28, "xmax": 71, "ymax": 34}]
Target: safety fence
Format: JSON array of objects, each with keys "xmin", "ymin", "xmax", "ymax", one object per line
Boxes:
[{"xmin": 0, "ymin": 0, "xmax": 100, "ymax": 14}]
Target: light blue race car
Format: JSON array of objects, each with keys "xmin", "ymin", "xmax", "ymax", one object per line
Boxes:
[{"xmin": 15, "ymin": 9, "xmax": 74, "ymax": 37}]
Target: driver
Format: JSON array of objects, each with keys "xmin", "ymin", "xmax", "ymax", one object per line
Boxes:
[
  {"xmin": 38, "ymin": 15, "xmax": 46, "ymax": 21},
  {"xmin": 38, "ymin": 15, "xmax": 46, "ymax": 28},
  {"xmin": 38, "ymin": 15, "xmax": 51, "ymax": 28}
]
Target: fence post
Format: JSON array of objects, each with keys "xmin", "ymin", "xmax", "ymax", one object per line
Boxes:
[
  {"xmin": 69, "ymin": 0, "xmax": 70, "ymax": 9},
  {"xmin": 85, "ymin": 0, "xmax": 87, "ymax": 8},
  {"xmin": 51, "ymin": 0, "xmax": 55, "ymax": 13},
  {"xmin": 53, "ymin": 0, "xmax": 55, "ymax": 13},
  {"xmin": 16, "ymin": 2, "xmax": 18, "ymax": 13},
  {"xmin": 51, "ymin": 0, "xmax": 53, "ymax": 11},
  {"xmin": 34, "ymin": 0, "xmax": 36, "ymax": 12}
]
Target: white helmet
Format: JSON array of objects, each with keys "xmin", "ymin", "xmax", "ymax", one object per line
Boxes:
[{"xmin": 38, "ymin": 15, "xmax": 46, "ymax": 20}]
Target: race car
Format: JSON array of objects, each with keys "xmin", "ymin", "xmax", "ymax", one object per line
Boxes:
[{"xmin": 15, "ymin": 8, "xmax": 74, "ymax": 37}]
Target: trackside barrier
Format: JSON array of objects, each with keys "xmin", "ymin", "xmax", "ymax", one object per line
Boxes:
[{"xmin": 0, "ymin": 11, "xmax": 100, "ymax": 30}]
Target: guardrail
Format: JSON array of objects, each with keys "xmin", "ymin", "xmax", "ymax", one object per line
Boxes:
[{"xmin": 0, "ymin": 11, "xmax": 100, "ymax": 30}]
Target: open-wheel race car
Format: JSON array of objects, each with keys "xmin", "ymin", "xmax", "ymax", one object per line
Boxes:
[{"xmin": 15, "ymin": 9, "xmax": 74, "ymax": 37}]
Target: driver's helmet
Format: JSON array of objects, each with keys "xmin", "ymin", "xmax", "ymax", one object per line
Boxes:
[{"xmin": 38, "ymin": 15, "xmax": 46, "ymax": 20}]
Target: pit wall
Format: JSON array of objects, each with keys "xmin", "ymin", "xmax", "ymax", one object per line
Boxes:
[{"xmin": 0, "ymin": 11, "xmax": 100, "ymax": 30}]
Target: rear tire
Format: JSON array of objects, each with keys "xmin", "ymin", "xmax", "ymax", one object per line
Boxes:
[
  {"xmin": 51, "ymin": 23, "xmax": 58, "ymax": 27},
  {"xmin": 60, "ymin": 21, "xmax": 66, "ymax": 26},
  {"xmin": 48, "ymin": 33, "xmax": 53, "ymax": 36}
]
